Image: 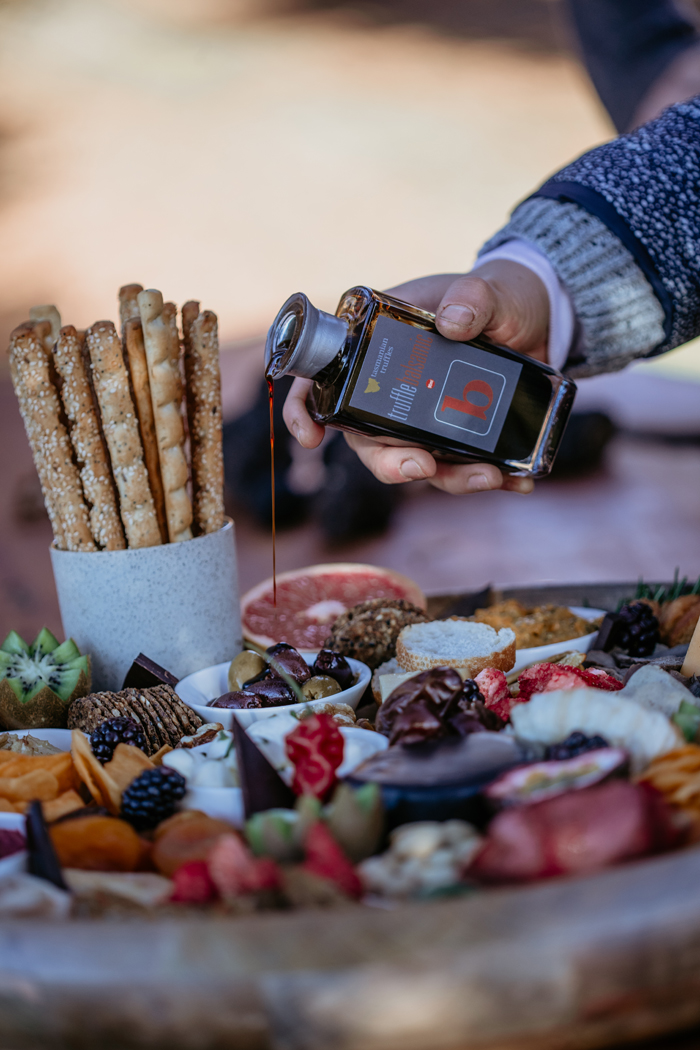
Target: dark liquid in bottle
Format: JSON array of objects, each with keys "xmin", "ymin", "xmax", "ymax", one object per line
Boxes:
[{"xmin": 267, "ymin": 378, "xmax": 277, "ymax": 607}]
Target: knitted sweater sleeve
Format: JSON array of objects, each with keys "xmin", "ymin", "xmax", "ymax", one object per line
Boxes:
[{"xmin": 479, "ymin": 96, "xmax": 700, "ymax": 377}]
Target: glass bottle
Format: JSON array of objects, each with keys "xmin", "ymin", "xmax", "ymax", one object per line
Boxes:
[{"xmin": 265, "ymin": 285, "xmax": 576, "ymax": 477}]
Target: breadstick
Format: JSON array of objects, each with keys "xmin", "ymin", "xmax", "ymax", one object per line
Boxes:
[
  {"xmin": 118, "ymin": 284, "xmax": 143, "ymax": 335},
  {"xmin": 53, "ymin": 326, "xmax": 125, "ymax": 551},
  {"xmin": 9, "ymin": 322, "xmax": 95, "ymax": 551},
  {"xmin": 138, "ymin": 289, "xmax": 193, "ymax": 543},
  {"xmin": 85, "ymin": 321, "xmax": 161, "ymax": 549},
  {"xmin": 124, "ymin": 318, "xmax": 167, "ymax": 543},
  {"xmin": 183, "ymin": 302, "xmax": 224, "ymax": 534},
  {"xmin": 29, "ymin": 305, "xmax": 61, "ymax": 352}
]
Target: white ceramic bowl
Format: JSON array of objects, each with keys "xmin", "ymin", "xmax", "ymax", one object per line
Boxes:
[
  {"xmin": 511, "ymin": 607, "xmax": 605, "ymax": 674},
  {"xmin": 176, "ymin": 652, "xmax": 371, "ymax": 729},
  {"xmin": 181, "ymin": 787, "xmax": 245, "ymax": 827}
]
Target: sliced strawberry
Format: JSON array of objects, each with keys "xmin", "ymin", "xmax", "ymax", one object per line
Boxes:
[
  {"xmin": 208, "ymin": 834, "xmax": 282, "ymax": 897},
  {"xmin": 475, "ymin": 668, "xmax": 519, "ymax": 721},
  {"xmin": 170, "ymin": 860, "xmax": 219, "ymax": 904},
  {"xmin": 517, "ymin": 663, "xmax": 623, "ymax": 702},
  {"xmin": 303, "ymin": 822, "xmax": 363, "ymax": 899}
]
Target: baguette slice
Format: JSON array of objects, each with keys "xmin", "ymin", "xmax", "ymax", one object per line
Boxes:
[{"xmin": 396, "ymin": 619, "xmax": 516, "ymax": 678}]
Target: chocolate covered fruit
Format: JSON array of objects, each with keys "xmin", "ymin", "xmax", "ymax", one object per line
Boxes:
[{"xmin": 0, "ymin": 629, "xmax": 90, "ymax": 730}]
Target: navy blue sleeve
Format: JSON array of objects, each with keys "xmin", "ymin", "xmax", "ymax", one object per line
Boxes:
[
  {"xmin": 528, "ymin": 97, "xmax": 700, "ymax": 355},
  {"xmin": 566, "ymin": 0, "xmax": 699, "ymax": 132}
]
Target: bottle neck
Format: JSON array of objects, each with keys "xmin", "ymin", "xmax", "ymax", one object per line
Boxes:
[{"xmin": 265, "ymin": 293, "xmax": 348, "ymax": 381}]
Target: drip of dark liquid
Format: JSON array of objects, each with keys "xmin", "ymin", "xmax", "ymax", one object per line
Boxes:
[{"xmin": 267, "ymin": 378, "xmax": 276, "ymax": 607}]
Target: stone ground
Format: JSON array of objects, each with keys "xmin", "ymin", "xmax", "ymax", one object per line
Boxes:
[{"xmin": 0, "ymin": 0, "xmax": 699, "ymax": 642}]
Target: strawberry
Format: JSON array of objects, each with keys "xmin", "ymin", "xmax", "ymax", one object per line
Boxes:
[
  {"xmin": 303, "ymin": 822, "xmax": 363, "ymax": 899},
  {"xmin": 170, "ymin": 861, "xmax": 219, "ymax": 904}
]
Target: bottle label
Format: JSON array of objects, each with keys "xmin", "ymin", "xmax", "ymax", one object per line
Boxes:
[{"xmin": 347, "ymin": 315, "xmax": 522, "ymax": 453}]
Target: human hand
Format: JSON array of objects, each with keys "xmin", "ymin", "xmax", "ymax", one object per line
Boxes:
[{"xmin": 282, "ymin": 260, "xmax": 549, "ymax": 495}]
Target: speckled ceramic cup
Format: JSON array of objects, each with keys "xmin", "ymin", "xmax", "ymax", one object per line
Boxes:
[{"xmin": 50, "ymin": 518, "xmax": 242, "ymax": 691}]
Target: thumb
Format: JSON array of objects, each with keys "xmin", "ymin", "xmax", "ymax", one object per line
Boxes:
[{"xmin": 434, "ymin": 262, "xmax": 549, "ymax": 360}]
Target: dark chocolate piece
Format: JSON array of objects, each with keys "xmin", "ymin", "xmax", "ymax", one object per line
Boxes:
[
  {"xmin": 232, "ymin": 718, "xmax": 296, "ymax": 817},
  {"xmin": 590, "ymin": 612, "xmax": 620, "ymax": 653},
  {"xmin": 122, "ymin": 653, "xmax": 179, "ymax": 690},
  {"xmin": 26, "ymin": 800, "xmax": 68, "ymax": 890}
]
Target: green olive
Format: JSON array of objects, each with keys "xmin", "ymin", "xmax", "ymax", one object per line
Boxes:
[
  {"xmin": 228, "ymin": 650, "xmax": 265, "ymax": 690},
  {"xmin": 301, "ymin": 675, "xmax": 342, "ymax": 700}
]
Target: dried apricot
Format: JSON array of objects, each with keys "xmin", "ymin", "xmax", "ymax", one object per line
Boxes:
[
  {"xmin": 50, "ymin": 815, "xmax": 142, "ymax": 871},
  {"xmin": 152, "ymin": 811, "xmax": 232, "ymax": 877}
]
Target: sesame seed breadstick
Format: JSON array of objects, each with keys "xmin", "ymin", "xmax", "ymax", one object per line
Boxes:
[
  {"xmin": 29, "ymin": 305, "xmax": 61, "ymax": 352},
  {"xmin": 53, "ymin": 325, "xmax": 125, "ymax": 551},
  {"xmin": 85, "ymin": 321, "xmax": 161, "ymax": 549},
  {"xmin": 183, "ymin": 302, "xmax": 224, "ymax": 535},
  {"xmin": 9, "ymin": 322, "xmax": 95, "ymax": 551},
  {"xmin": 118, "ymin": 284, "xmax": 143, "ymax": 335},
  {"xmin": 124, "ymin": 317, "xmax": 168, "ymax": 543},
  {"xmin": 138, "ymin": 289, "xmax": 193, "ymax": 543}
]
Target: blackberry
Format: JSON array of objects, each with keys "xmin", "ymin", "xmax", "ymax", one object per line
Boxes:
[
  {"xmin": 121, "ymin": 767, "xmax": 186, "ymax": 830},
  {"xmin": 612, "ymin": 602, "xmax": 660, "ymax": 657},
  {"xmin": 546, "ymin": 731, "xmax": 610, "ymax": 761},
  {"xmin": 90, "ymin": 717, "xmax": 148, "ymax": 764},
  {"xmin": 459, "ymin": 679, "xmax": 486, "ymax": 707}
]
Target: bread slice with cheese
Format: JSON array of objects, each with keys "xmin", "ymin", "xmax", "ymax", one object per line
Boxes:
[{"xmin": 395, "ymin": 619, "xmax": 516, "ymax": 678}]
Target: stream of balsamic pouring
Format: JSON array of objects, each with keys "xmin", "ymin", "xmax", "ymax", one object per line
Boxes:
[{"xmin": 268, "ymin": 378, "xmax": 277, "ymax": 609}]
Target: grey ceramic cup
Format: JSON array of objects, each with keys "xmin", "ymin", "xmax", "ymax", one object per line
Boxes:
[{"xmin": 50, "ymin": 519, "xmax": 242, "ymax": 691}]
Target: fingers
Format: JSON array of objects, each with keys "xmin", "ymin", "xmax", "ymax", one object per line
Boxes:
[
  {"xmin": 282, "ymin": 378, "xmax": 325, "ymax": 448},
  {"xmin": 344, "ymin": 433, "xmax": 534, "ymax": 495},
  {"xmin": 429, "ymin": 461, "xmax": 535, "ymax": 495},
  {"xmin": 383, "ymin": 274, "xmax": 462, "ymax": 314},
  {"xmin": 345, "ymin": 433, "xmax": 437, "ymax": 485},
  {"xmin": 434, "ymin": 262, "xmax": 549, "ymax": 359}
]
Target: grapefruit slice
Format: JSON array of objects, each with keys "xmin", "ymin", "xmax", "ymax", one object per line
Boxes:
[{"xmin": 241, "ymin": 563, "xmax": 426, "ymax": 650}]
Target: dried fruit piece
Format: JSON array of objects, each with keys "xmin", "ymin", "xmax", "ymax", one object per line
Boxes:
[
  {"xmin": 50, "ymin": 814, "xmax": 142, "ymax": 871},
  {"xmin": 152, "ymin": 811, "xmax": 232, "ymax": 877}
]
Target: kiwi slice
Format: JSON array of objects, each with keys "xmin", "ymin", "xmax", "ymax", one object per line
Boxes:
[{"xmin": 0, "ymin": 628, "xmax": 91, "ymax": 730}]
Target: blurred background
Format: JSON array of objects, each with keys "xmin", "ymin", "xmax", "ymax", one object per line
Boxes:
[{"xmin": 1, "ymin": 0, "xmax": 699, "ymax": 640}]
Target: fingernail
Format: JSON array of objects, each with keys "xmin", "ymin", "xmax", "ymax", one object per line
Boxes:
[
  {"xmin": 439, "ymin": 304, "xmax": 475, "ymax": 327},
  {"xmin": 292, "ymin": 421, "xmax": 301, "ymax": 440},
  {"xmin": 400, "ymin": 459, "xmax": 426, "ymax": 480},
  {"xmin": 467, "ymin": 473, "xmax": 492, "ymax": 492}
]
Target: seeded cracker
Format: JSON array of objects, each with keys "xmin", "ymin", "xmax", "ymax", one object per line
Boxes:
[
  {"xmin": 9, "ymin": 321, "xmax": 95, "ymax": 551},
  {"xmin": 53, "ymin": 326, "xmax": 126, "ymax": 550}
]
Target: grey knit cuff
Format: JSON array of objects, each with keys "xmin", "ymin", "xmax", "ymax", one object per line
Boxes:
[{"xmin": 479, "ymin": 197, "xmax": 666, "ymax": 378}]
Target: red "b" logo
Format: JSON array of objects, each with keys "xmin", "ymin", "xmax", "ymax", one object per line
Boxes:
[{"xmin": 440, "ymin": 379, "xmax": 494, "ymax": 420}]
